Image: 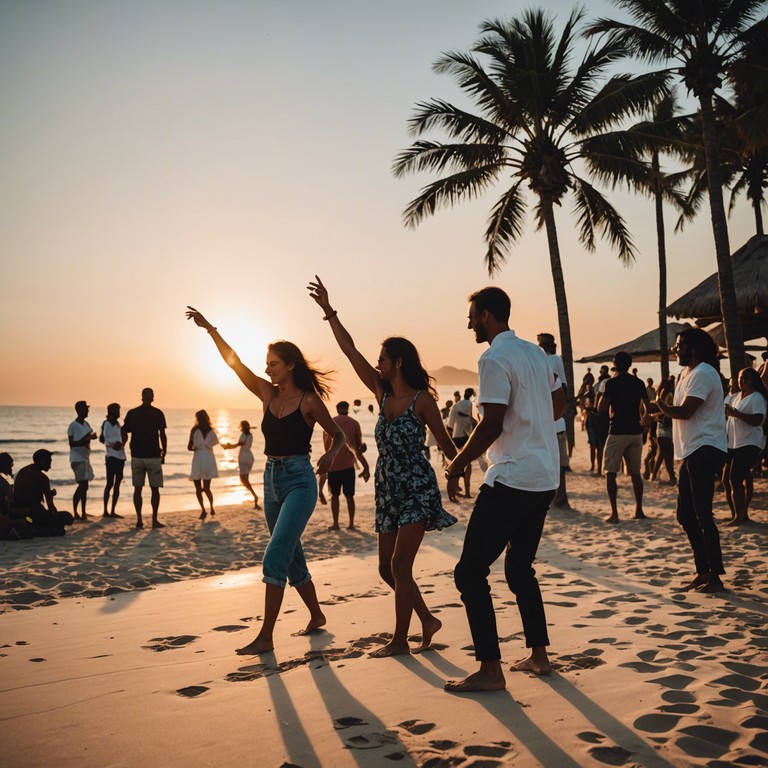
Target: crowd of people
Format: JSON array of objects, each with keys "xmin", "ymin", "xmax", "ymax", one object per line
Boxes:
[{"xmin": 1, "ymin": 284, "xmax": 766, "ymax": 692}]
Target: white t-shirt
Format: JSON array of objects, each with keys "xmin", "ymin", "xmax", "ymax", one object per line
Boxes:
[
  {"xmin": 727, "ymin": 391, "xmax": 767, "ymax": 449},
  {"xmin": 102, "ymin": 420, "xmax": 126, "ymax": 460},
  {"xmin": 544, "ymin": 352, "xmax": 567, "ymax": 433},
  {"xmin": 478, "ymin": 330, "xmax": 560, "ymax": 492},
  {"xmin": 672, "ymin": 363, "xmax": 727, "ymax": 459},
  {"xmin": 447, "ymin": 398, "xmax": 474, "ymax": 438},
  {"xmin": 68, "ymin": 419, "xmax": 93, "ymax": 463}
]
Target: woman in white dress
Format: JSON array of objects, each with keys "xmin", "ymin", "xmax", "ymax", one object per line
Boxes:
[
  {"xmin": 222, "ymin": 420, "xmax": 261, "ymax": 509},
  {"xmin": 188, "ymin": 410, "xmax": 219, "ymax": 519}
]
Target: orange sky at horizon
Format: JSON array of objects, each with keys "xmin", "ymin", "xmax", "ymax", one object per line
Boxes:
[{"xmin": 1, "ymin": 0, "xmax": 762, "ymax": 410}]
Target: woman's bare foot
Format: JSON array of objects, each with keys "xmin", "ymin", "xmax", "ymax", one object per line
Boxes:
[
  {"xmin": 444, "ymin": 670, "xmax": 506, "ymax": 693},
  {"xmin": 510, "ymin": 654, "xmax": 551, "ymax": 676},
  {"xmin": 605, "ymin": 514, "xmax": 619, "ymax": 524},
  {"xmin": 369, "ymin": 640, "xmax": 411, "ymax": 658},
  {"xmin": 293, "ymin": 613, "xmax": 327, "ymax": 636},
  {"xmin": 236, "ymin": 637, "xmax": 274, "ymax": 655},
  {"xmin": 414, "ymin": 617, "xmax": 442, "ymax": 652}
]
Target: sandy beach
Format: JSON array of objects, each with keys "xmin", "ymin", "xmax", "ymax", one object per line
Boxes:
[{"xmin": 1, "ymin": 438, "xmax": 766, "ymax": 768}]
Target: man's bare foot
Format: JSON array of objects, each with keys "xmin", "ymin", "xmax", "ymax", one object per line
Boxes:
[
  {"xmin": 210, "ymin": 508, "xmax": 216, "ymax": 517},
  {"xmin": 605, "ymin": 514, "xmax": 619, "ymax": 524},
  {"xmin": 444, "ymin": 670, "xmax": 506, "ymax": 693},
  {"xmin": 369, "ymin": 641, "xmax": 411, "ymax": 658},
  {"xmin": 633, "ymin": 511, "xmax": 646, "ymax": 520},
  {"xmin": 199, "ymin": 510, "xmax": 207, "ymax": 520},
  {"xmin": 103, "ymin": 512, "xmax": 109, "ymax": 518},
  {"xmin": 136, "ymin": 520, "xmax": 144, "ymax": 529},
  {"xmin": 347, "ymin": 524, "xmax": 355, "ymax": 530},
  {"xmin": 109, "ymin": 512, "xmax": 123, "ymax": 518},
  {"xmin": 236, "ymin": 637, "xmax": 274, "ymax": 655},
  {"xmin": 152, "ymin": 521, "xmax": 165, "ymax": 529},
  {"xmin": 293, "ymin": 613, "xmax": 327, "ymax": 636},
  {"xmin": 414, "ymin": 617, "xmax": 442, "ymax": 652},
  {"xmin": 328, "ymin": 524, "xmax": 340, "ymax": 530},
  {"xmin": 510, "ymin": 656, "xmax": 551, "ymax": 675}
]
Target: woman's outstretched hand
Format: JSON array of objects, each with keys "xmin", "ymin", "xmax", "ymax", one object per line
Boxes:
[
  {"xmin": 307, "ymin": 276, "xmax": 332, "ymax": 314},
  {"xmin": 186, "ymin": 306, "xmax": 214, "ymax": 332}
]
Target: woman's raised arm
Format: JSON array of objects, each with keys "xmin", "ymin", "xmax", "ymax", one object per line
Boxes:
[
  {"xmin": 185, "ymin": 306, "xmax": 274, "ymax": 402},
  {"xmin": 307, "ymin": 277, "xmax": 381, "ymax": 396}
]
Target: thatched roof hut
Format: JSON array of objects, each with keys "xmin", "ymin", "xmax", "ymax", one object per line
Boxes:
[
  {"xmin": 577, "ymin": 322, "xmax": 691, "ymax": 363},
  {"xmin": 666, "ymin": 235, "xmax": 768, "ymax": 342}
]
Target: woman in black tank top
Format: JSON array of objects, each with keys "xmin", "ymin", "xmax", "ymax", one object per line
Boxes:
[{"xmin": 186, "ymin": 307, "xmax": 345, "ymax": 655}]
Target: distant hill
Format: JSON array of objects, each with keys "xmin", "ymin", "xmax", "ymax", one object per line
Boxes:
[{"xmin": 432, "ymin": 365, "xmax": 478, "ymax": 385}]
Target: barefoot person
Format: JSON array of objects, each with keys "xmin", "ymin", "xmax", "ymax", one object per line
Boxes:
[
  {"xmin": 100, "ymin": 403, "xmax": 125, "ymax": 518},
  {"xmin": 67, "ymin": 400, "xmax": 97, "ymax": 521},
  {"xmin": 308, "ymin": 277, "xmax": 458, "ymax": 658},
  {"xmin": 188, "ymin": 410, "xmax": 219, "ymax": 520},
  {"xmin": 222, "ymin": 421, "xmax": 260, "ymax": 509},
  {"xmin": 186, "ymin": 306, "xmax": 345, "ymax": 654},
  {"xmin": 444, "ymin": 287, "xmax": 565, "ymax": 693}
]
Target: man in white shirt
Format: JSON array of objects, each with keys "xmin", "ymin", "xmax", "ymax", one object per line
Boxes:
[
  {"xmin": 651, "ymin": 328, "xmax": 727, "ymax": 593},
  {"xmin": 444, "ymin": 287, "xmax": 565, "ymax": 693},
  {"xmin": 67, "ymin": 400, "xmax": 97, "ymax": 521}
]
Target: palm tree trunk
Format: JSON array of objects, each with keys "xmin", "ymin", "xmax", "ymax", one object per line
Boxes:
[
  {"xmin": 542, "ymin": 203, "xmax": 575, "ymax": 447},
  {"xmin": 653, "ymin": 154, "xmax": 670, "ymax": 384},
  {"xmin": 699, "ymin": 94, "xmax": 746, "ymax": 386},
  {"xmin": 755, "ymin": 201, "xmax": 764, "ymax": 236}
]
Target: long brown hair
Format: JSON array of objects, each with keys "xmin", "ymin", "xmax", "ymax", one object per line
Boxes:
[
  {"xmin": 194, "ymin": 410, "xmax": 213, "ymax": 437},
  {"xmin": 380, "ymin": 336, "xmax": 437, "ymax": 399},
  {"xmin": 268, "ymin": 340, "xmax": 333, "ymax": 399}
]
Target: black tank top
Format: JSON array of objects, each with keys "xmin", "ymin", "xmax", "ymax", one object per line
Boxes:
[{"xmin": 261, "ymin": 395, "xmax": 313, "ymax": 456}]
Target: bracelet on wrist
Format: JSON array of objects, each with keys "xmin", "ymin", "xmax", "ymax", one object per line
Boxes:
[
  {"xmin": 207, "ymin": 326, "xmax": 218, "ymax": 334},
  {"xmin": 323, "ymin": 310, "xmax": 337, "ymax": 321}
]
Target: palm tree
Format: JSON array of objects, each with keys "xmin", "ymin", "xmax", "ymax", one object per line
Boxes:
[
  {"xmin": 587, "ymin": 0, "xmax": 768, "ymax": 383},
  {"xmin": 582, "ymin": 92, "xmax": 694, "ymax": 381},
  {"xmin": 393, "ymin": 8, "xmax": 670, "ymax": 423}
]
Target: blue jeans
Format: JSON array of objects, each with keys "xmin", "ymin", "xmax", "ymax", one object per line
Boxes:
[{"xmin": 262, "ymin": 455, "xmax": 318, "ymax": 588}]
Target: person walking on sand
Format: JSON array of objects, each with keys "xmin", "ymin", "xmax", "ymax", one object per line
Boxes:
[
  {"xmin": 323, "ymin": 400, "xmax": 370, "ymax": 530},
  {"xmin": 444, "ymin": 287, "xmax": 565, "ymax": 693},
  {"xmin": 121, "ymin": 388, "xmax": 168, "ymax": 530},
  {"xmin": 447, "ymin": 388, "xmax": 477, "ymax": 498},
  {"xmin": 307, "ymin": 277, "xmax": 458, "ymax": 658},
  {"xmin": 67, "ymin": 400, "xmax": 97, "ymax": 521},
  {"xmin": 222, "ymin": 421, "xmax": 260, "ymax": 509},
  {"xmin": 188, "ymin": 409, "xmax": 219, "ymax": 520},
  {"xmin": 100, "ymin": 403, "xmax": 125, "ymax": 518},
  {"xmin": 648, "ymin": 328, "xmax": 727, "ymax": 593},
  {"xmin": 186, "ymin": 306, "xmax": 345, "ymax": 655},
  {"xmin": 597, "ymin": 351, "xmax": 649, "ymax": 523}
]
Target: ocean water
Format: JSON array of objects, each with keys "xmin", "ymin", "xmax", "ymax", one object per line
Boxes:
[{"xmin": 0, "ymin": 363, "xmax": 668, "ymax": 514}]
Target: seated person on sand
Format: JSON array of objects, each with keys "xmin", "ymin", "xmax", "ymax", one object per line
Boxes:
[
  {"xmin": 0, "ymin": 452, "xmax": 35, "ymax": 540},
  {"xmin": 13, "ymin": 449, "xmax": 74, "ymax": 536}
]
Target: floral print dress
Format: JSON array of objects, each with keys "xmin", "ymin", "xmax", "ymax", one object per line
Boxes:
[{"xmin": 374, "ymin": 391, "xmax": 458, "ymax": 533}]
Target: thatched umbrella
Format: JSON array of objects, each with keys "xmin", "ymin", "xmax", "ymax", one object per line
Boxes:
[
  {"xmin": 666, "ymin": 235, "xmax": 768, "ymax": 343},
  {"xmin": 577, "ymin": 322, "xmax": 691, "ymax": 363}
]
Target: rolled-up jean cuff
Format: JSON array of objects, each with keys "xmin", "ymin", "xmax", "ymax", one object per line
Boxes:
[{"xmin": 262, "ymin": 574, "xmax": 312, "ymax": 589}]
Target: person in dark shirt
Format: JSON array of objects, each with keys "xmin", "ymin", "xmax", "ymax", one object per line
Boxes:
[
  {"xmin": 597, "ymin": 351, "xmax": 649, "ymax": 523},
  {"xmin": 13, "ymin": 449, "xmax": 73, "ymax": 535},
  {"xmin": 121, "ymin": 388, "xmax": 168, "ymax": 530}
]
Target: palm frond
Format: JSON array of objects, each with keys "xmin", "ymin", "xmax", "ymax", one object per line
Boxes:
[
  {"xmin": 483, "ymin": 182, "xmax": 528, "ymax": 274},
  {"xmin": 401, "ymin": 165, "xmax": 503, "ymax": 228},
  {"xmin": 584, "ymin": 17, "xmax": 679, "ymax": 63},
  {"xmin": 405, "ymin": 99, "xmax": 510, "ymax": 144},
  {"xmin": 392, "ymin": 141, "xmax": 507, "ymax": 179},
  {"xmin": 570, "ymin": 176, "xmax": 636, "ymax": 263}
]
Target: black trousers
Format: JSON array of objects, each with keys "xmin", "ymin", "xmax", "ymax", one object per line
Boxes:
[
  {"xmin": 677, "ymin": 445, "xmax": 727, "ymax": 575},
  {"xmin": 454, "ymin": 482, "xmax": 554, "ymax": 661}
]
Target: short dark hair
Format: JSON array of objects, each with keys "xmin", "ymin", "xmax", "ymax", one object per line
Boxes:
[
  {"xmin": 336, "ymin": 401, "xmax": 349, "ymax": 413},
  {"xmin": 613, "ymin": 351, "xmax": 632, "ymax": 371},
  {"xmin": 677, "ymin": 327, "xmax": 719, "ymax": 368},
  {"xmin": 468, "ymin": 287, "xmax": 510, "ymax": 322}
]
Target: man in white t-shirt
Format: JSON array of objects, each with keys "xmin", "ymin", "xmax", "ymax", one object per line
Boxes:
[
  {"xmin": 447, "ymin": 388, "xmax": 477, "ymax": 497},
  {"xmin": 443, "ymin": 287, "xmax": 565, "ymax": 693},
  {"xmin": 67, "ymin": 400, "xmax": 97, "ymax": 521},
  {"xmin": 651, "ymin": 328, "xmax": 727, "ymax": 594}
]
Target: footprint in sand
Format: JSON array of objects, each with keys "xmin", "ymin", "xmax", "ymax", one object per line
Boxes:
[
  {"xmin": 587, "ymin": 609, "xmax": 617, "ymax": 619},
  {"xmin": 646, "ymin": 673, "xmax": 696, "ymax": 690},
  {"xmin": 554, "ymin": 653, "xmax": 606, "ymax": 672},
  {"xmin": 142, "ymin": 635, "xmax": 199, "ymax": 652},
  {"xmin": 464, "ymin": 743, "xmax": 512, "ymax": 758},
  {"xmin": 398, "ymin": 720, "xmax": 435, "ymax": 735},
  {"xmin": 577, "ymin": 732, "xmax": 606, "ymax": 744},
  {"xmin": 29, "ymin": 658, "xmax": 45, "ymax": 663},
  {"xmin": 176, "ymin": 685, "xmax": 209, "ymax": 698},
  {"xmin": 212, "ymin": 625, "xmax": 249, "ymax": 633},
  {"xmin": 633, "ymin": 713, "xmax": 682, "ymax": 733},
  {"xmin": 226, "ymin": 663, "xmax": 277, "ymax": 682},
  {"xmin": 675, "ymin": 725, "xmax": 738, "ymax": 759},
  {"xmin": 344, "ymin": 731, "xmax": 399, "ymax": 750},
  {"xmin": 588, "ymin": 745, "xmax": 634, "ymax": 765},
  {"xmin": 333, "ymin": 716, "xmax": 368, "ymax": 729}
]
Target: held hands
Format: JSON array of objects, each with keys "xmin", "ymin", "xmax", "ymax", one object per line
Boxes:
[
  {"xmin": 316, "ymin": 451, "xmax": 335, "ymax": 476},
  {"xmin": 185, "ymin": 306, "xmax": 215, "ymax": 333},
  {"xmin": 446, "ymin": 476, "xmax": 461, "ymax": 503},
  {"xmin": 359, "ymin": 467, "xmax": 370, "ymax": 482}
]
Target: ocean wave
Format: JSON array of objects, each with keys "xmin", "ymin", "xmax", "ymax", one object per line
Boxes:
[{"xmin": 0, "ymin": 438, "xmax": 59, "ymax": 444}]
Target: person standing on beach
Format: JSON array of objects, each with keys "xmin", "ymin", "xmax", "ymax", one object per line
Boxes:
[
  {"xmin": 221, "ymin": 421, "xmax": 260, "ymax": 509},
  {"xmin": 307, "ymin": 277, "xmax": 458, "ymax": 657},
  {"xmin": 597, "ymin": 351, "xmax": 649, "ymax": 523},
  {"xmin": 537, "ymin": 333, "xmax": 570, "ymax": 508},
  {"xmin": 100, "ymin": 403, "xmax": 125, "ymax": 518},
  {"xmin": 67, "ymin": 400, "xmax": 97, "ymax": 521},
  {"xmin": 447, "ymin": 388, "xmax": 476, "ymax": 498},
  {"xmin": 188, "ymin": 410, "xmax": 219, "ymax": 520},
  {"xmin": 649, "ymin": 328, "xmax": 728, "ymax": 593},
  {"xmin": 121, "ymin": 388, "xmax": 167, "ymax": 530},
  {"xmin": 444, "ymin": 287, "xmax": 564, "ymax": 693},
  {"xmin": 186, "ymin": 306, "xmax": 345, "ymax": 655},
  {"xmin": 323, "ymin": 401, "xmax": 370, "ymax": 530}
]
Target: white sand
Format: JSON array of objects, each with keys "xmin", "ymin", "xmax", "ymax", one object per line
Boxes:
[{"xmin": 1, "ymin": 440, "xmax": 766, "ymax": 767}]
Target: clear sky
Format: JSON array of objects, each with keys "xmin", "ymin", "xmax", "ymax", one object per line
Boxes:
[{"xmin": 0, "ymin": 0, "xmax": 757, "ymax": 408}]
